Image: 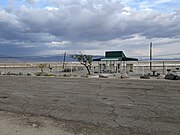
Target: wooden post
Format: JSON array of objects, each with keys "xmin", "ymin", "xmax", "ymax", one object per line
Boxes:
[
  {"xmin": 71, "ymin": 63, "xmax": 72, "ymax": 74},
  {"xmin": 98, "ymin": 61, "xmax": 100, "ymax": 73},
  {"xmin": 163, "ymin": 61, "xmax": 165, "ymax": 75},
  {"xmin": 143, "ymin": 66, "xmax": 144, "ymax": 76}
]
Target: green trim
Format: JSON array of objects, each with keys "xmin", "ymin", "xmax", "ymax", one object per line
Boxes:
[
  {"xmin": 101, "ymin": 58, "xmax": 122, "ymax": 61},
  {"xmin": 93, "ymin": 51, "xmax": 138, "ymax": 61}
]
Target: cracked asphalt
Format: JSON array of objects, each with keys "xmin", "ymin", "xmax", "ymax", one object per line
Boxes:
[{"xmin": 0, "ymin": 76, "xmax": 180, "ymax": 135}]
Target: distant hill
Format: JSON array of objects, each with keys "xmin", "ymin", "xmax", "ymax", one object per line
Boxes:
[
  {"xmin": 0, "ymin": 54, "xmax": 104, "ymax": 63},
  {"xmin": 0, "ymin": 54, "xmax": 179, "ymax": 63},
  {"xmin": 139, "ymin": 58, "xmax": 180, "ymax": 61},
  {"xmin": 0, "ymin": 55, "xmax": 75, "ymax": 63}
]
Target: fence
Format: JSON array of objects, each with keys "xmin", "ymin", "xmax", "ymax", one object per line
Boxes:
[{"xmin": 0, "ymin": 60, "xmax": 180, "ymax": 75}]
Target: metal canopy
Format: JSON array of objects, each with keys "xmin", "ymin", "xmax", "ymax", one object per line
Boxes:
[{"xmin": 93, "ymin": 51, "xmax": 138, "ymax": 61}]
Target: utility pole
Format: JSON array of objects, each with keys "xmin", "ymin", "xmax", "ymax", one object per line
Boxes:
[
  {"xmin": 150, "ymin": 42, "xmax": 153, "ymax": 70},
  {"xmin": 63, "ymin": 51, "xmax": 66, "ymax": 70}
]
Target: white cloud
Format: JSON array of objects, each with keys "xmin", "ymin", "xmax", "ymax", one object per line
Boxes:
[
  {"xmin": 50, "ymin": 41, "xmax": 71, "ymax": 47},
  {"xmin": 0, "ymin": 0, "xmax": 179, "ymax": 57},
  {"xmin": 45, "ymin": 6, "xmax": 59, "ymax": 11}
]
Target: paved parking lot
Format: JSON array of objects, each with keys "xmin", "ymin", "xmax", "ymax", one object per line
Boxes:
[{"xmin": 0, "ymin": 76, "xmax": 180, "ymax": 134}]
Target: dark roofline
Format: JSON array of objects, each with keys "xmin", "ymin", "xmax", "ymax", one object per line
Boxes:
[
  {"xmin": 124, "ymin": 57, "xmax": 138, "ymax": 61},
  {"xmin": 93, "ymin": 51, "xmax": 138, "ymax": 61}
]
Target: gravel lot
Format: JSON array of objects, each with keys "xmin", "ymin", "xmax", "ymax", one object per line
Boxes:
[{"xmin": 0, "ymin": 76, "xmax": 180, "ymax": 135}]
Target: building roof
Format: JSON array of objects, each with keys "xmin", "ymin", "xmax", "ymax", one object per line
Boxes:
[{"xmin": 93, "ymin": 51, "xmax": 138, "ymax": 61}]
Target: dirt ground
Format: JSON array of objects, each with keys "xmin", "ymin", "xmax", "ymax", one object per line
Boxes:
[{"xmin": 0, "ymin": 76, "xmax": 180, "ymax": 135}]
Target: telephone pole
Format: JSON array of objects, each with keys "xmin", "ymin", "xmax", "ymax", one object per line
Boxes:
[
  {"xmin": 63, "ymin": 51, "xmax": 66, "ymax": 70},
  {"xmin": 150, "ymin": 42, "xmax": 153, "ymax": 70}
]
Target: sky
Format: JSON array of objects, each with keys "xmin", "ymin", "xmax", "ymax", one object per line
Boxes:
[{"xmin": 0, "ymin": 0, "xmax": 180, "ymax": 58}]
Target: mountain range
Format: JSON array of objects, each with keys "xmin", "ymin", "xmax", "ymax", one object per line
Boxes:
[{"xmin": 0, "ymin": 54, "xmax": 180, "ymax": 63}]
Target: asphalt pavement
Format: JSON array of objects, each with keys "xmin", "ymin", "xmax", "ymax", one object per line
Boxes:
[{"xmin": 0, "ymin": 76, "xmax": 180, "ymax": 135}]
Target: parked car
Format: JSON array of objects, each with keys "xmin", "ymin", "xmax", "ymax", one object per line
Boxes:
[{"xmin": 165, "ymin": 72, "xmax": 180, "ymax": 80}]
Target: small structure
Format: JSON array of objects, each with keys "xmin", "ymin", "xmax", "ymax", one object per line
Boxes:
[{"xmin": 93, "ymin": 51, "xmax": 138, "ymax": 73}]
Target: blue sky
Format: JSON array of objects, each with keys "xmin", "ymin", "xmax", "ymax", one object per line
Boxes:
[
  {"xmin": 0, "ymin": 0, "xmax": 180, "ymax": 57},
  {"xmin": 125, "ymin": 0, "xmax": 179, "ymax": 13}
]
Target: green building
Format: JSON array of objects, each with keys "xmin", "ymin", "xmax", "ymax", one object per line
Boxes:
[{"xmin": 93, "ymin": 51, "xmax": 138, "ymax": 73}]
